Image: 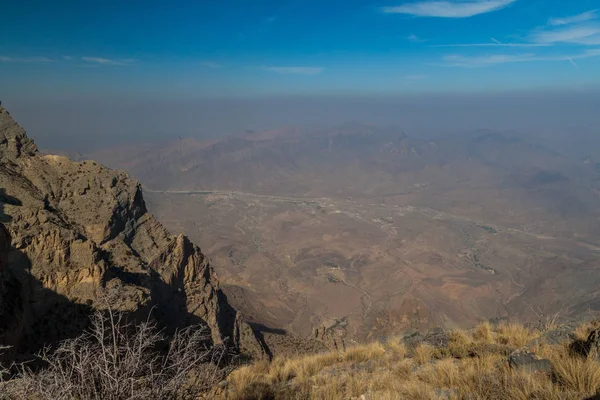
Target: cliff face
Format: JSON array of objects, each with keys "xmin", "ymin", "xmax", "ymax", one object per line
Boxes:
[{"xmin": 0, "ymin": 106, "xmax": 265, "ymax": 358}]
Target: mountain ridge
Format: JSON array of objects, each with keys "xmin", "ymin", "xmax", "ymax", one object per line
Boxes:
[{"xmin": 0, "ymin": 105, "xmax": 268, "ymax": 359}]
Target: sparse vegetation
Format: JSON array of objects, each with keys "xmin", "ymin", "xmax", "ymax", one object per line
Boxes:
[
  {"xmin": 2, "ymin": 300, "xmax": 600, "ymax": 400},
  {"xmin": 219, "ymin": 320, "xmax": 600, "ymax": 399},
  {"xmin": 0, "ymin": 310, "xmax": 232, "ymax": 400}
]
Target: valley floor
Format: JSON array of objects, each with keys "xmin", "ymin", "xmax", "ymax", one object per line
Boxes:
[{"xmin": 146, "ymin": 189, "xmax": 600, "ymax": 347}]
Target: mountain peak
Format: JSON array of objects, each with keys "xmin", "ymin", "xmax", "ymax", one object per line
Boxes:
[{"xmin": 0, "ymin": 106, "xmax": 38, "ymax": 159}]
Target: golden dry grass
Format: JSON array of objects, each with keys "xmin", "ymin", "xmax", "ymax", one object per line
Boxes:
[
  {"xmin": 574, "ymin": 320, "xmax": 600, "ymax": 341},
  {"xmin": 473, "ymin": 321, "xmax": 495, "ymax": 344},
  {"xmin": 496, "ymin": 323, "xmax": 538, "ymax": 348},
  {"xmin": 413, "ymin": 343, "xmax": 435, "ymax": 365},
  {"xmin": 550, "ymin": 345, "xmax": 600, "ymax": 394},
  {"xmin": 220, "ymin": 321, "xmax": 600, "ymax": 400}
]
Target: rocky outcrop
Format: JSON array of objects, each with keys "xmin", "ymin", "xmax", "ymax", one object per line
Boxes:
[
  {"xmin": 0, "ymin": 106, "xmax": 266, "ymax": 358},
  {"xmin": 0, "ymin": 223, "xmax": 11, "ymax": 333},
  {"xmin": 313, "ymin": 319, "xmax": 347, "ymax": 351},
  {"xmin": 508, "ymin": 350, "xmax": 552, "ymax": 374}
]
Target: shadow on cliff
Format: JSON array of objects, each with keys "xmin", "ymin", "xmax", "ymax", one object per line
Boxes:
[
  {"xmin": 101, "ymin": 264, "xmax": 269, "ymax": 360},
  {"xmin": 1, "ymin": 190, "xmax": 95, "ymax": 363},
  {"xmin": 102, "ymin": 265, "xmax": 212, "ymax": 334},
  {"xmin": 247, "ymin": 322, "xmax": 288, "ymax": 360},
  {"xmin": 1, "ymin": 188, "xmax": 267, "ymax": 366},
  {"xmin": 1, "ymin": 250, "xmax": 233, "ymax": 366},
  {"xmin": 0, "ymin": 191, "xmax": 186, "ymax": 364},
  {"xmin": 0, "ymin": 188, "xmax": 21, "ymax": 222}
]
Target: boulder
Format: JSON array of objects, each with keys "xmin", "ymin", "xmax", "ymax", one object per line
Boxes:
[
  {"xmin": 508, "ymin": 350, "xmax": 552, "ymax": 374},
  {"xmin": 403, "ymin": 328, "xmax": 450, "ymax": 349}
]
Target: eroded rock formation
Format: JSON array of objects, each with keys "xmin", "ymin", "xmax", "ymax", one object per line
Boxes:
[{"xmin": 0, "ymin": 106, "xmax": 265, "ymax": 358}]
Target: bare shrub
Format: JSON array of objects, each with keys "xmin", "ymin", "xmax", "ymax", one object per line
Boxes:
[
  {"xmin": 7, "ymin": 310, "xmax": 231, "ymax": 399},
  {"xmin": 0, "ymin": 345, "xmax": 10, "ymax": 380}
]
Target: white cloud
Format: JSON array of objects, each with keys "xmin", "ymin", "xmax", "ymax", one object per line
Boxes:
[
  {"xmin": 441, "ymin": 48, "xmax": 600, "ymax": 67},
  {"xmin": 81, "ymin": 57, "xmax": 134, "ymax": 66},
  {"xmin": 433, "ymin": 9, "xmax": 600, "ymax": 70},
  {"xmin": 408, "ymin": 34, "xmax": 427, "ymax": 42},
  {"xmin": 583, "ymin": 48, "xmax": 600, "ymax": 56},
  {"xmin": 442, "ymin": 53, "xmax": 537, "ymax": 67},
  {"xmin": 531, "ymin": 25, "xmax": 600, "ymax": 44},
  {"xmin": 435, "ymin": 11, "xmax": 600, "ymax": 47},
  {"xmin": 431, "ymin": 40, "xmax": 549, "ymax": 48},
  {"xmin": 566, "ymin": 57, "xmax": 579, "ymax": 69},
  {"xmin": 531, "ymin": 10, "xmax": 600, "ymax": 45},
  {"xmin": 548, "ymin": 9, "xmax": 598, "ymax": 26},
  {"xmin": 382, "ymin": 0, "xmax": 516, "ymax": 18},
  {"xmin": 571, "ymin": 35, "xmax": 600, "ymax": 45},
  {"xmin": 0, "ymin": 56, "xmax": 53, "ymax": 63},
  {"xmin": 265, "ymin": 66, "xmax": 323, "ymax": 75}
]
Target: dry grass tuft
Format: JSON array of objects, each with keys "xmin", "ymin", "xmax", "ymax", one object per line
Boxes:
[
  {"xmin": 392, "ymin": 359, "xmax": 414, "ymax": 381},
  {"xmin": 574, "ymin": 320, "xmax": 600, "ymax": 341},
  {"xmin": 448, "ymin": 329, "xmax": 473, "ymax": 358},
  {"xmin": 473, "ymin": 321, "xmax": 494, "ymax": 344},
  {"xmin": 342, "ymin": 342, "xmax": 385, "ymax": 363},
  {"xmin": 496, "ymin": 322, "xmax": 538, "ymax": 348},
  {"xmin": 417, "ymin": 358, "xmax": 460, "ymax": 387},
  {"xmin": 413, "ymin": 343, "xmax": 435, "ymax": 366},
  {"xmin": 396, "ymin": 381, "xmax": 438, "ymax": 400},
  {"xmin": 551, "ymin": 346, "xmax": 600, "ymax": 394},
  {"xmin": 229, "ymin": 365, "xmax": 266, "ymax": 395},
  {"xmin": 268, "ymin": 351, "xmax": 342, "ymax": 382},
  {"xmin": 385, "ymin": 337, "xmax": 406, "ymax": 359}
]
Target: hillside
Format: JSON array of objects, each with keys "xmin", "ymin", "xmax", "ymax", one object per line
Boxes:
[
  {"xmin": 218, "ymin": 319, "xmax": 600, "ymax": 399},
  {"xmin": 90, "ymin": 125, "xmax": 600, "ymax": 345},
  {"xmin": 0, "ymin": 105, "xmax": 267, "ymax": 360}
]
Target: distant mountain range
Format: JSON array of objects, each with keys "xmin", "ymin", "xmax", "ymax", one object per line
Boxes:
[
  {"xmin": 88, "ymin": 124, "xmax": 600, "ymax": 235},
  {"xmin": 87, "ymin": 124, "xmax": 600, "ymax": 341}
]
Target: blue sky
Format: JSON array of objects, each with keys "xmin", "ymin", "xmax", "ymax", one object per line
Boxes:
[{"xmin": 1, "ymin": 0, "xmax": 600, "ymax": 98}]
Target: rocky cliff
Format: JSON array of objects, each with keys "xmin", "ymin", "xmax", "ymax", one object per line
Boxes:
[{"xmin": 0, "ymin": 106, "xmax": 265, "ymax": 358}]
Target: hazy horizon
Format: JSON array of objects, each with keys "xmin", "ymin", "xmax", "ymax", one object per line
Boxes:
[
  {"xmin": 1, "ymin": 87, "xmax": 598, "ymax": 152},
  {"xmin": 2, "ymin": 1, "xmax": 600, "ymax": 151}
]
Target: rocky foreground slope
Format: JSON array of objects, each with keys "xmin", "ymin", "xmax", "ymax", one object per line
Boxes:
[
  {"xmin": 221, "ymin": 320, "xmax": 600, "ymax": 399},
  {"xmin": 0, "ymin": 105, "xmax": 265, "ymax": 359}
]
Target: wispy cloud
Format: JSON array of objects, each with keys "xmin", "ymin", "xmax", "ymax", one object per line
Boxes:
[
  {"xmin": 200, "ymin": 61, "xmax": 223, "ymax": 69},
  {"xmin": 434, "ymin": 10, "xmax": 600, "ymax": 47},
  {"xmin": 0, "ymin": 56, "xmax": 53, "ymax": 63},
  {"xmin": 265, "ymin": 16, "xmax": 278, "ymax": 23},
  {"xmin": 566, "ymin": 57, "xmax": 579, "ymax": 69},
  {"xmin": 548, "ymin": 9, "xmax": 598, "ymax": 26},
  {"xmin": 431, "ymin": 38, "xmax": 549, "ymax": 48},
  {"xmin": 583, "ymin": 48, "xmax": 600, "ymax": 56},
  {"xmin": 442, "ymin": 53, "xmax": 537, "ymax": 67},
  {"xmin": 433, "ymin": 9, "xmax": 600, "ymax": 70},
  {"xmin": 441, "ymin": 48, "xmax": 600, "ymax": 67},
  {"xmin": 531, "ymin": 25, "xmax": 600, "ymax": 44},
  {"xmin": 81, "ymin": 57, "xmax": 134, "ymax": 66},
  {"xmin": 265, "ymin": 66, "xmax": 324, "ymax": 75},
  {"xmin": 408, "ymin": 34, "xmax": 427, "ymax": 42},
  {"xmin": 382, "ymin": 0, "xmax": 517, "ymax": 18},
  {"xmin": 531, "ymin": 9, "xmax": 600, "ymax": 45}
]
